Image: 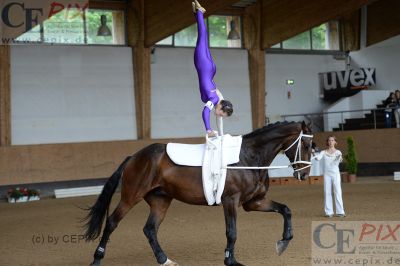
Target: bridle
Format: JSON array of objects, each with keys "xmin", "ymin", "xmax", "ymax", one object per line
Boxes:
[
  {"xmin": 225, "ymin": 130, "xmax": 314, "ymax": 176},
  {"xmin": 284, "ymin": 130, "xmax": 314, "ymax": 173}
]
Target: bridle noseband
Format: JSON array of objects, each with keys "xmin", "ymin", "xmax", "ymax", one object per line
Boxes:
[
  {"xmin": 284, "ymin": 130, "xmax": 314, "ymax": 174},
  {"xmin": 225, "ymin": 130, "xmax": 314, "ymax": 175}
]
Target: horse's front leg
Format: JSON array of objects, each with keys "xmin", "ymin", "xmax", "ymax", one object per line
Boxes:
[
  {"xmin": 243, "ymin": 196, "xmax": 293, "ymax": 255},
  {"xmin": 222, "ymin": 195, "xmax": 244, "ymax": 266}
]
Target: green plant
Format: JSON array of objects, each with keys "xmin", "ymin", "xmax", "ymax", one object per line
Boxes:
[
  {"xmin": 6, "ymin": 187, "xmax": 40, "ymax": 200},
  {"xmin": 28, "ymin": 189, "xmax": 40, "ymax": 197},
  {"xmin": 7, "ymin": 187, "xmax": 28, "ymax": 199},
  {"xmin": 344, "ymin": 136, "xmax": 357, "ymax": 174}
]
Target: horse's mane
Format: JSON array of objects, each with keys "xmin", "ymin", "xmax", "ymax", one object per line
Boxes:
[{"xmin": 243, "ymin": 121, "xmax": 298, "ymax": 139}]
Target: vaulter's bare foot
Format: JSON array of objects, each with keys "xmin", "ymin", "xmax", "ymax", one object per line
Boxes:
[
  {"xmin": 192, "ymin": 0, "xmax": 206, "ymax": 13},
  {"xmin": 191, "ymin": 2, "xmax": 196, "ymax": 13}
]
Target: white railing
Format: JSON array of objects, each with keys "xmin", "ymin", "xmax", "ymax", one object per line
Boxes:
[
  {"xmin": 322, "ymin": 90, "xmax": 390, "ymax": 131},
  {"xmin": 281, "ymin": 106, "xmax": 399, "ymax": 132}
]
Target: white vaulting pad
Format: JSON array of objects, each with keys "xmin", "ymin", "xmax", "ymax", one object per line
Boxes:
[
  {"xmin": 167, "ymin": 135, "xmax": 243, "ymax": 206},
  {"xmin": 166, "ymin": 134, "xmax": 242, "ymax": 167},
  {"xmin": 166, "ymin": 143, "xmax": 206, "ymax": 166}
]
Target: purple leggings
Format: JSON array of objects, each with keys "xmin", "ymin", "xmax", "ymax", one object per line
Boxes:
[{"xmin": 194, "ymin": 11, "xmax": 220, "ymax": 132}]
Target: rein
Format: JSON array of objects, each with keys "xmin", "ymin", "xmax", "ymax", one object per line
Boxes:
[{"xmin": 225, "ymin": 131, "xmax": 314, "ymax": 174}]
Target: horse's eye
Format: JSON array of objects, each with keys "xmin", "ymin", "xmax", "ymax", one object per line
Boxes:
[{"xmin": 305, "ymin": 143, "xmax": 311, "ymax": 150}]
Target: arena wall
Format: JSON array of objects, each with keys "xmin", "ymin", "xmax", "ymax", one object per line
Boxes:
[
  {"xmin": 0, "ymin": 137, "xmax": 204, "ymax": 186},
  {"xmin": 350, "ymin": 35, "xmax": 400, "ymax": 92},
  {"xmin": 313, "ymin": 129, "xmax": 400, "ymax": 163},
  {"xmin": 11, "ymin": 45, "xmax": 137, "ymax": 145},
  {"xmin": 265, "ymin": 53, "xmax": 344, "ymax": 123},
  {"xmin": 0, "ymin": 129, "xmax": 399, "ymax": 185},
  {"xmin": 314, "ymin": 129, "xmax": 400, "ymax": 176}
]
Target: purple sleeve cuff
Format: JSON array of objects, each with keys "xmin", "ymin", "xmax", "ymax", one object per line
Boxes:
[{"xmin": 202, "ymin": 106, "xmax": 212, "ymax": 131}]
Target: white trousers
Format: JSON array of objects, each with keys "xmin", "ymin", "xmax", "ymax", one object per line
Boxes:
[
  {"xmin": 324, "ymin": 173, "xmax": 345, "ymax": 215},
  {"xmin": 395, "ymin": 109, "xmax": 400, "ymax": 128}
]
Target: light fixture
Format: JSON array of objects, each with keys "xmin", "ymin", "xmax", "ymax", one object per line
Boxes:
[
  {"xmin": 97, "ymin": 15, "xmax": 112, "ymax": 36},
  {"xmin": 345, "ymin": 50, "xmax": 351, "ymax": 70},
  {"xmin": 227, "ymin": 20, "xmax": 240, "ymax": 40},
  {"xmin": 151, "ymin": 47, "xmax": 156, "ymax": 64}
]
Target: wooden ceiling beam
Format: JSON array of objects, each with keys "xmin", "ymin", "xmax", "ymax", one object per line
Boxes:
[
  {"xmin": 127, "ymin": 0, "xmax": 151, "ymax": 139},
  {"xmin": 216, "ymin": 6, "xmax": 245, "ymax": 16},
  {"xmin": 145, "ymin": 0, "xmax": 240, "ymax": 47},
  {"xmin": 89, "ymin": 0, "xmax": 128, "ymax": 10},
  {"xmin": 367, "ymin": 0, "xmax": 400, "ymax": 46},
  {"xmin": 262, "ymin": 0, "xmax": 372, "ymax": 49},
  {"xmin": 243, "ymin": 2, "xmax": 266, "ymax": 130},
  {"xmin": 0, "ymin": 46, "xmax": 11, "ymax": 146},
  {"xmin": 340, "ymin": 10, "xmax": 361, "ymax": 51}
]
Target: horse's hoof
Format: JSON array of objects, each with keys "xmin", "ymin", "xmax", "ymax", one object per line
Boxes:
[
  {"xmin": 224, "ymin": 259, "xmax": 245, "ymax": 266},
  {"xmin": 226, "ymin": 263, "xmax": 245, "ymax": 266},
  {"xmin": 160, "ymin": 258, "xmax": 179, "ymax": 266},
  {"xmin": 90, "ymin": 258, "xmax": 103, "ymax": 266},
  {"xmin": 276, "ymin": 239, "xmax": 291, "ymax": 255}
]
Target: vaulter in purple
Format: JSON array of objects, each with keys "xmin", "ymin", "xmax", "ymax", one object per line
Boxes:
[{"xmin": 192, "ymin": 0, "xmax": 233, "ymax": 138}]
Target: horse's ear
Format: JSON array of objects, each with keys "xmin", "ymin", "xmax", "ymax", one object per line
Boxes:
[
  {"xmin": 307, "ymin": 121, "xmax": 313, "ymax": 131},
  {"xmin": 301, "ymin": 121, "xmax": 307, "ymax": 131},
  {"xmin": 301, "ymin": 120, "xmax": 312, "ymax": 132}
]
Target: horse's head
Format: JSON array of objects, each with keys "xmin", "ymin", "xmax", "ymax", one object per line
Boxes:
[{"xmin": 282, "ymin": 121, "xmax": 313, "ymax": 181}]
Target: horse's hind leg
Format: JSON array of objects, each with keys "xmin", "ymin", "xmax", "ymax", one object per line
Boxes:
[
  {"xmin": 90, "ymin": 145, "xmax": 163, "ymax": 265},
  {"xmin": 143, "ymin": 188, "xmax": 178, "ymax": 266},
  {"xmin": 243, "ymin": 197, "xmax": 293, "ymax": 255},
  {"xmin": 91, "ymin": 200, "xmax": 137, "ymax": 266}
]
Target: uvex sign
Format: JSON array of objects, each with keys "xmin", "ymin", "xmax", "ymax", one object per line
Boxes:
[
  {"xmin": 1, "ymin": 1, "xmax": 88, "ymax": 40},
  {"xmin": 320, "ymin": 68, "xmax": 376, "ymax": 91},
  {"xmin": 319, "ymin": 68, "xmax": 376, "ymax": 101}
]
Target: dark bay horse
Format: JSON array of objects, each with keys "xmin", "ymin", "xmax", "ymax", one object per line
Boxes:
[{"xmin": 84, "ymin": 121, "xmax": 313, "ymax": 266}]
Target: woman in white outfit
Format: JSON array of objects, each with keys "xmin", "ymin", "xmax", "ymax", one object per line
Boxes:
[{"xmin": 313, "ymin": 136, "xmax": 346, "ymax": 218}]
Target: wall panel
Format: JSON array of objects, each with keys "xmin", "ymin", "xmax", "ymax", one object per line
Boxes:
[
  {"xmin": 151, "ymin": 47, "xmax": 252, "ymax": 138},
  {"xmin": 11, "ymin": 46, "xmax": 136, "ymax": 145}
]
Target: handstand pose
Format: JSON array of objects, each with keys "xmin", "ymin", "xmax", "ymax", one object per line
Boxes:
[{"xmin": 193, "ymin": 0, "xmax": 233, "ymax": 138}]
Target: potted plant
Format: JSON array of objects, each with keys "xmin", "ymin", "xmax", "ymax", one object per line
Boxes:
[
  {"xmin": 344, "ymin": 136, "xmax": 357, "ymax": 183},
  {"xmin": 340, "ymin": 171, "xmax": 349, "ymax": 183},
  {"xmin": 28, "ymin": 188, "xmax": 40, "ymax": 201},
  {"xmin": 6, "ymin": 187, "xmax": 40, "ymax": 203},
  {"xmin": 7, "ymin": 187, "xmax": 29, "ymax": 203}
]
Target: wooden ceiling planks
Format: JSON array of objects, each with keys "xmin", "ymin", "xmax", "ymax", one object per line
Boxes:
[
  {"xmin": 262, "ymin": 0, "xmax": 371, "ymax": 49},
  {"xmin": 145, "ymin": 0, "xmax": 240, "ymax": 47},
  {"xmin": 367, "ymin": 0, "xmax": 400, "ymax": 46}
]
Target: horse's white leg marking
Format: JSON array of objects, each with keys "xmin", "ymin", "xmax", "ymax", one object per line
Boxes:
[{"xmin": 159, "ymin": 258, "xmax": 179, "ymax": 266}]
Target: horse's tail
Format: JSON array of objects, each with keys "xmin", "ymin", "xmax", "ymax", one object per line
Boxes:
[{"xmin": 83, "ymin": 156, "xmax": 132, "ymax": 241}]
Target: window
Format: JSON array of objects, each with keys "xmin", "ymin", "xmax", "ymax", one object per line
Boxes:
[
  {"xmin": 282, "ymin": 31, "xmax": 311, "ymax": 50},
  {"xmin": 43, "ymin": 7, "xmax": 85, "ymax": 44},
  {"xmin": 209, "ymin": 16, "xmax": 241, "ymax": 48},
  {"xmin": 16, "ymin": 25, "xmax": 41, "ymax": 43},
  {"xmin": 156, "ymin": 35, "xmax": 173, "ymax": 46},
  {"xmin": 270, "ymin": 21, "xmax": 340, "ymax": 52},
  {"xmin": 16, "ymin": 9, "xmax": 126, "ymax": 45},
  {"xmin": 174, "ymin": 23, "xmax": 198, "ymax": 47},
  {"xmin": 312, "ymin": 24, "xmax": 327, "ymax": 49},
  {"xmin": 157, "ymin": 15, "xmax": 242, "ymax": 49}
]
